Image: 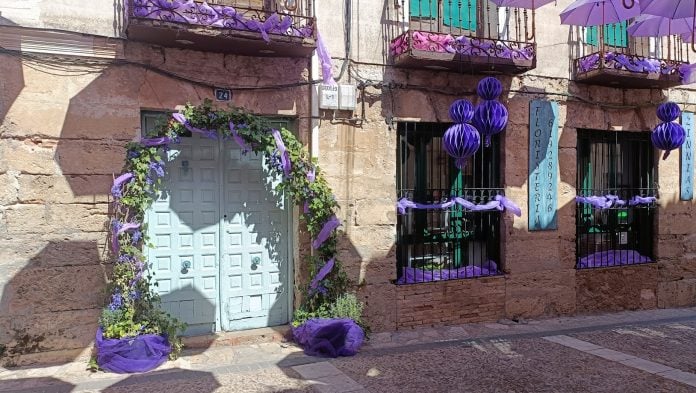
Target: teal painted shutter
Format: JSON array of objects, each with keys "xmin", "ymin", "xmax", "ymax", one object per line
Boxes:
[
  {"xmin": 444, "ymin": 0, "xmax": 477, "ymax": 30},
  {"xmin": 586, "ymin": 22, "xmax": 628, "ymax": 47},
  {"xmin": 410, "ymin": 0, "xmax": 438, "ymax": 18}
]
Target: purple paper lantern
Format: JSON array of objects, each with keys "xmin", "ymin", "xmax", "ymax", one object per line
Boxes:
[
  {"xmin": 476, "ymin": 77, "xmax": 503, "ymax": 100},
  {"xmin": 652, "ymin": 121, "xmax": 686, "ymax": 160},
  {"xmin": 443, "ymin": 123, "xmax": 481, "ymax": 169},
  {"xmin": 656, "ymin": 102, "xmax": 681, "ymax": 123},
  {"xmin": 449, "ymin": 99, "xmax": 474, "ymax": 123},
  {"xmin": 472, "ymin": 100, "xmax": 509, "ymax": 147}
]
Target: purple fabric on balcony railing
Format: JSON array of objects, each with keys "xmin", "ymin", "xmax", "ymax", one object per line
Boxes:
[
  {"xmin": 578, "ymin": 52, "xmax": 681, "ymax": 78},
  {"xmin": 681, "ymin": 63, "xmax": 696, "ymax": 84},
  {"xmin": 578, "ymin": 249, "xmax": 652, "ymax": 269},
  {"xmin": 397, "ymin": 261, "xmax": 499, "ymax": 284},
  {"xmin": 396, "ymin": 195, "xmax": 522, "ymax": 217},
  {"xmin": 271, "ymin": 129, "xmax": 291, "ymax": 177},
  {"xmin": 316, "ymin": 31, "xmax": 336, "ymax": 85},
  {"xmin": 132, "ymin": 0, "xmax": 313, "ymax": 41},
  {"xmin": 228, "ymin": 122, "xmax": 251, "ymax": 154},
  {"xmin": 312, "ymin": 215, "xmax": 341, "ymax": 249},
  {"xmin": 389, "ymin": 31, "xmax": 535, "ymax": 61},
  {"xmin": 576, "ymin": 195, "xmax": 657, "ymax": 209},
  {"xmin": 95, "ymin": 328, "xmax": 171, "ymax": 374},
  {"xmin": 292, "ymin": 318, "xmax": 364, "ymax": 358}
]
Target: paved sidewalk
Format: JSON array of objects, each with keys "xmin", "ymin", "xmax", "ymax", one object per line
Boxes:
[{"xmin": 2, "ymin": 307, "xmax": 696, "ymax": 392}]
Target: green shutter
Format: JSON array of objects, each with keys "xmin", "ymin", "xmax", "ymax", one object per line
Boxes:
[
  {"xmin": 444, "ymin": 0, "xmax": 477, "ymax": 30},
  {"xmin": 410, "ymin": 0, "xmax": 438, "ymax": 18},
  {"xmin": 586, "ymin": 22, "xmax": 628, "ymax": 47}
]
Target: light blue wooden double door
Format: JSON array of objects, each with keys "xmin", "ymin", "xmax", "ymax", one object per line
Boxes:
[{"xmin": 146, "ymin": 133, "xmax": 291, "ymax": 334}]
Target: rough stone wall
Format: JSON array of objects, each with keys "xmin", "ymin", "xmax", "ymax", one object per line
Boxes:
[{"xmin": 0, "ymin": 41, "xmax": 309, "ymax": 366}]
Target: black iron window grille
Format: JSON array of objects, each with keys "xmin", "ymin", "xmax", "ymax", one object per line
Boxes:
[
  {"xmin": 396, "ymin": 122, "xmax": 502, "ymax": 284},
  {"xmin": 576, "ymin": 130, "xmax": 656, "ymax": 269}
]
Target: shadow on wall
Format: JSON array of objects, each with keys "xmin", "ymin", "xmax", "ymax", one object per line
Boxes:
[
  {"xmin": 0, "ymin": 377, "xmax": 74, "ymax": 393},
  {"xmin": 0, "ymin": 241, "xmax": 106, "ymax": 367},
  {"xmin": 0, "ymin": 53, "xmax": 24, "ymax": 123}
]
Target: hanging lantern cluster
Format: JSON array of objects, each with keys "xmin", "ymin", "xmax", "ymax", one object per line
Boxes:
[
  {"xmin": 652, "ymin": 102, "xmax": 686, "ymax": 160},
  {"xmin": 443, "ymin": 99, "xmax": 481, "ymax": 170},
  {"xmin": 472, "ymin": 77, "xmax": 509, "ymax": 148}
]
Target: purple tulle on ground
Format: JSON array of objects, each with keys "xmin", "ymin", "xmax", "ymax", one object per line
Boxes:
[
  {"xmin": 397, "ymin": 261, "xmax": 499, "ymax": 284},
  {"xmin": 577, "ymin": 250, "xmax": 652, "ymax": 269},
  {"xmin": 292, "ymin": 318, "xmax": 364, "ymax": 358},
  {"xmin": 96, "ymin": 328, "xmax": 171, "ymax": 374}
]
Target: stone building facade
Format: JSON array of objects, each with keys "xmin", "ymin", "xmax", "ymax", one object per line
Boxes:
[{"xmin": 0, "ymin": 0, "xmax": 695, "ymax": 366}]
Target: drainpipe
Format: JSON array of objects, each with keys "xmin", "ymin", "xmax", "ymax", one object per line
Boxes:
[{"xmin": 311, "ymin": 52, "xmax": 320, "ymax": 159}]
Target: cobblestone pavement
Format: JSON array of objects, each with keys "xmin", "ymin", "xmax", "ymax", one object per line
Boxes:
[{"xmin": 3, "ymin": 307, "xmax": 696, "ymax": 392}]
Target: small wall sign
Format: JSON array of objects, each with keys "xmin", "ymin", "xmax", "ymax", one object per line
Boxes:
[
  {"xmin": 681, "ymin": 112, "xmax": 694, "ymax": 200},
  {"xmin": 215, "ymin": 88, "xmax": 232, "ymax": 101},
  {"xmin": 528, "ymin": 100, "xmax": 559, "ymax": 231}
]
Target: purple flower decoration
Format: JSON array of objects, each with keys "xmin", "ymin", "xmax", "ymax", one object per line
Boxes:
[
  {"xmin": 271, "ymin": 129, "xmax": 292, "ymax": 177},
  {"xmin": 149, "ymin": 161, "xmax": 165, "ymax": 178},
  {"xmin": 307, "ymin": 167, "xmax": 316, "ymax": 183},
  {"xmin": 109, "ymin": 292, "xmax": 123, "ymax": 311},
  {"xmin": 131, "ymin": 230, "xmax": 142, "ymax": 244},
  {"xmin": 229, "ymin": 121, "xmax": 252, "ymax": 154}
]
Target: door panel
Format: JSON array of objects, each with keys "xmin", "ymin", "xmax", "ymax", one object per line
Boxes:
[
  {"xmin": 148, "ymin": 134, "xmax": 221, "ymax": 335},
  {"xmin": 219, "ymin": 139, "xmax": 290, "ymax": 331}
]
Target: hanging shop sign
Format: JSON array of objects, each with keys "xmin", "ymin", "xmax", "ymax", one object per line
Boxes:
[
  {"xmin": 681, "ymin": 111, "xmax": 694, "ymax": 201},
  {"xmin": 528, "ymin": 100, "xmax": 559, "ymax": 231}
]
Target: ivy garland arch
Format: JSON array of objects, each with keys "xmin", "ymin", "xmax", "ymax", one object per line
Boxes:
[{"xmin": 103, "ymin": 100, "xmax": 349, "ymax": 357}]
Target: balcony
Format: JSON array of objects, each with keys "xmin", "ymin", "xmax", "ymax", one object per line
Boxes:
[
  {"xmin": 126, "ymin": 0, "xmax": 316, "ymax": 57},
  {"xmin": 572, "ymin": 23, "xmax": 689, "ymax": 89},
  {"xmin": 389, "ymin": 0, "xmax": 536, "ymax": 74}
]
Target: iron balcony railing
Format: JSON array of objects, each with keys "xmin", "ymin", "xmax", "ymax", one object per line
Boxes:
[
  {"xmin": 396, "ymin": 122, "xmax": 503, "ymax": 284},
  {"xmin": 128, "ymin": 0, "xmax": 315, "ymax": 40},
  {"xmin": 573, "ymin": 23, "xmax": 689, "ymax": 82},
  {"xmin": 390, "ymin": 0, "xmax": 536, "ymax": 67},
  {"xmin": 576, "ymin": 130, "xmax": 656, "ymax": 270}
]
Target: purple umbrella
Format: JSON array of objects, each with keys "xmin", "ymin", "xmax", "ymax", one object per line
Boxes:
[
  {"xmin": 488, "ymin": 0, "xmax": 556, "ymax": 9},
  {"xmin": 641, "ymin": 0, "xmax": 696, "ymax": 20},
  {"xmin": 628, "ymin": 14, "xmax": 695, "ymax": 36},
  {"xmin": 560, "ymin": 0, "xmax": 640, "ymax": 26}
]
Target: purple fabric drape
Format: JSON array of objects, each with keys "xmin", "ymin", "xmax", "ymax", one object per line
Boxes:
[
  {"xmin": 229, "ymin": 121, "xmax": 251, "ymax": 154},
  {"xmin": 309, "ymin": 258, "xmax": 335, "ymax": 292},
  {"xmin": 312, "ymin": 216, "xmax": 341, "ymax": 249},
  {"xmin": 111, "ymin": 173, "xmax": 134, "ymax": 198},
  {"xmin": 316, "ymin": 32, "xmax": 336, "ymax": 85},
  {"xmin": 271, "ymin": 129, "xmax": 292, "ymax": 177},
  {"xmin": 396, "ymin": 195, "xmax": 521, "ymax": 217},
  {"xmin": 140, "ymin": 136, "xmax": 174, "ymax": 147},
  {"xmin": 578, "ymin": 249, "xmax": 652, "ymax": 268},
  {"xmin": 397, "ymin": 261, "xmax": 499, "ymax": 284},
  {"xmin": 576, "ymin": 195, "xmax": 657, "ymax": 209},
  {"xmin": 172, "ymin": 113, "xmax": 218, "ymax": 139},
  {"xmin": 292, "ymin": 318, "xmax": 364, "ymax": 358},
  {"xmin": 96, "ymin": 328, "xmax": 171, "ymax": 374}
]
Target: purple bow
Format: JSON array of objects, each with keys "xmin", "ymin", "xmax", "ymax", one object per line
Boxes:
[
  {"xmin": 312, "ymin": 216, "xmax": 341, "ymax": 249},
  {"xmin": 316, "ymin": 32, "xmax": 336, "ymax": 85},
  {"xmin": 271, "ymin": 129, "xmax": 292, "ymax": 177},
  {"xmin": 229, "ymin": 121, "xmax": 251, "ymax": 154},
  {"xmin": 396, "ymin": 195, "xmax": 521, "ymax": 217},
  {"xmin": 629, "ymin": 196, "xmax": 657, "ymax": 206},
  {"xmin": 309, "ymin": 258, "xmax": 335, "ymax": 293}
]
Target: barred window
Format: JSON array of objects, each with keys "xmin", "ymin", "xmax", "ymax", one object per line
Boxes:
[
  {"xmin": 576, "ymin": 130, "xmax": 656, "ymax": 269},
  {"xmin": 396, "ymin": 122, "xmax": 502, "ymax": 284}
]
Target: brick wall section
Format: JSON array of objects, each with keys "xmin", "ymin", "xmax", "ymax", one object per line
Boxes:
[
  {"xmin": 576, "ymin": 264, "xmax": 659, "ymax": 313},
  {"xmin": 395, "ymin": 277, "xmax": 505, "ymax": 328}
]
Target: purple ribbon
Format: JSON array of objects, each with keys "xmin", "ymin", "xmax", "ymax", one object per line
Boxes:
[
  {"xmin": 576, "ymin": 195, "xmax": 657, "ymax": 209},
  {"xmin": 312, "ymin": 215, "xmax": 341, "ymax": 249},
  {"xmin": 111, "ymin": 221, "xmax": 141, "ymax": 254},
  {"xmin": 229, "ymin": 121, "xmax": 251, "ymax": 154},
  {"xmin": 316, "ymin": 32, "xmax": 336, "ymax": 85},
  {"xmin": 307, "ymin": 167, "xmax": 316, "ymax": 183},
  {"xmin": 140, "ymin": 136, "xmax": 173, "ymax": 147},
  {"xmin": 271, "ymin": 129, "xmax": 291, "ymax": 177},
  {"xmin": 309, "ymin": 258, "xmax": 335, "ymax": 293},
  {"xmin": 396, "ymin": 195, "xmax": 521, "ymax": 217},
  {"xmin": 111, "ymin": 173, "xmax": 134, "ymax": 198},
  {"xmin": 172, "ymin": 113, "xmax": 218, "ymax": 139}
]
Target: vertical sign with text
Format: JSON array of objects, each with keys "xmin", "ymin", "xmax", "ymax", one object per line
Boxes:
[
  {"xmin": 528, "ymin": 100, "xmax": 559, "ymax": 231},
  {"xmin": 681, "ymin": 112, "xmax": 694, "ymax": 200}
]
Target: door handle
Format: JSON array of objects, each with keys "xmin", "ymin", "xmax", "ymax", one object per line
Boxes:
[
  {"xmin": 181, "ymin": 260, "xmax": 192, "ymax": 274},
  {"xmin": 251, "ymin": 256, "xmax": 261, "ymax": 270}
]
